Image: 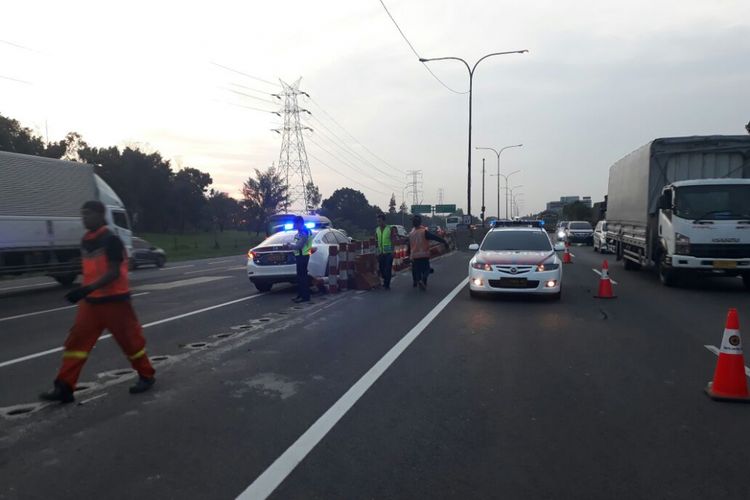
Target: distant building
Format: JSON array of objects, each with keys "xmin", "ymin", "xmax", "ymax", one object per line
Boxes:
[{"xmin": 546, "ymin": 195, "xmax": 592, "ymax": 215}]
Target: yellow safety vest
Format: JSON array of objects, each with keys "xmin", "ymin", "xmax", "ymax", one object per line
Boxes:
[
  {"xmin": 294, "ymin": 229, "xmax": 313, "ymax": 256},
  {"xmin": 376, "ymin": 225, "xmax": 394, "ymax": 254}
]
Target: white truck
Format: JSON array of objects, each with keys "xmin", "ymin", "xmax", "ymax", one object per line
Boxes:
[
  {"xmin": 605, "ymin": 136, "xmax": 750, "ymax": 288},
  {"xmin": 0, "ymin": 151, "xmax": 132, "ymax": 285}
]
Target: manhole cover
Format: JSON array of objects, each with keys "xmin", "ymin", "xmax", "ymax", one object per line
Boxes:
[
  {"xmin": 185, "ymin": 342, "xmax": 209, "ymax": 349},
  {"xmin": 151, "ymin": 355, "xmax": 169, "ymax": 362},
  {"xmin": 258, "ymin": 318, "xmax": 271, "ymax": 322},
  {"xmin": 214, "ymin": 332, "xmax": 237, "ymax": 339}
]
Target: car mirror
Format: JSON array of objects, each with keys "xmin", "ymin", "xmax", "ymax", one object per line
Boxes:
[
  {"xmin": 149, "ymin": 246, "xmax": 156, "ymax": 250},
  {"xmin": 554, "ymin": 242, "xmax": 565, "ymax": 251},
  {"xmin": 468, "ymin": 243, "xmax": 479, "ymax": 251}
]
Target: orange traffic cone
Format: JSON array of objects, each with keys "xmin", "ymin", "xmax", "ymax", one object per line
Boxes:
[
  {"xmin": 562, "ymin": 241, "xmax": 572, "ymax": 264},
  {"xmin": 705, "ymin": 308, "xmax": 750, "ymax": 402},
  {"xmin": 595, "ymin": 260, "xmax": 616, "ymax": 299}
]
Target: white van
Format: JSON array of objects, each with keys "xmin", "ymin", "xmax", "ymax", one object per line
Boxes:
[{"xmin": 446, "ymin": 216, "xmax": 460, "ymax": 233}]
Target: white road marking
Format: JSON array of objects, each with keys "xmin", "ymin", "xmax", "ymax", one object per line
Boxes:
[
  {"xmin": 236, "ymin": 277, "xmax": 469, "ymax": 500},
  {"xmin": 78, "ymin": 392, "xmax": 108, "ymax": 405},
  {"xmin": 225, "ymin": 266, "xmax": 247, "ymax": 271},
  {"xmin": 592, "ymin": 269, "xmax": 619, "ymax": 285},
  {"xmin": 0, "ymin": 291, "xmax": 273, "ymax": 369},
  {"xmin": 0, "ymin": 292, "xmax": 149, "ymax": 323},
  {"xmin": 704, "ymin": 345, "xmax": 750, "ymax": 377},
  {"xmin": 159, "ymin": 264, "xmax": 194, "ymax": 271},
  {"xmin": 0, "ymin": 281, "xmax": 58, "ymax": 292},
  {"xmin": 208, "ymin": 259, "xmax": 235, "ymax": 265},
  {"xmin": 136, "ymin": 276, "xmax": 229, "ymax": 291},
  {"xmin": 183, "ymin": 268, "xmax": 225, "ymax": 275}
]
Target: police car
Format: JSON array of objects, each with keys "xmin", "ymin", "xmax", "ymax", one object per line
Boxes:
[{"xmin": 468, "ymin": 220, "xmax": 563, "ymax": 299}]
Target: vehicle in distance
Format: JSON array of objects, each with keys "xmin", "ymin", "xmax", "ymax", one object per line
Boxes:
[
  {"xmin": 605, "ymin": 135, "xmax": 750, "ymax": 288},
  {"xmin": 468, "ymin": 221, "xmax": 562, "ymax": 299},
  {"xmin": 565, "ymin": 221, "xmax": 594, "ymax": 245},
  {"xmin": 130, "ymin": 237, "xmax": 167, "ymax": 269},
  {"xmin": 392, "ymin": 225, "xmax": 408, "ymax": 238},
  {"xmin": 0, "ymin": 151, "xmax": 132, "ymax": 286},
  {"xmin": 247, "ymin": 227, "xmax": 350, "ymax": 292},
  {"xmin": 428, "ymin": 225, "xmax": 445, "ymax": 237},
  {"xmin": 593, "ymin": 220, "xmax": 608, "ymax": 253},
  {"xmin": 555, "ymin": 221, "xmax": 569, "ymax": 240},
  {"xmin": 446, "ymin": 216, "xmax": 460, "ymax": 232}
]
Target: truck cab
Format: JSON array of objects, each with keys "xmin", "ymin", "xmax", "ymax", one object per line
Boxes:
[{"xmin": 656, "ymin": 179, "xmax": 750, "ymax": 286}]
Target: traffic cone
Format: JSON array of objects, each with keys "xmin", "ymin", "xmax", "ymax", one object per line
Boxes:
[
  {"xmin": 595, "ymin": 260, "xmax": 616, "ymax": 299},
  {"xmin": 562, "ymin": 241, "xmax": 572, "ymax": 264},
  {"xmin": 705, "ymin": 308, "xmax": 750, "ymax": 402}
]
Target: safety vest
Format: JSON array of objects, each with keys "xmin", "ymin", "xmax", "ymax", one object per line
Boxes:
[
  {"xmin": 376, "ymin": 225, "xmax": 393, "ymax": 254},
  {"xmin": 408, "ymin": 227, "xmax": 430, "ymax": 259},
  {"xmin": 81, "ymin": 226, "xmax": 130, "ymax": 301},
  {"xmin": 294, "ymin": 228, "xmax": 313, "ymax": 256}
]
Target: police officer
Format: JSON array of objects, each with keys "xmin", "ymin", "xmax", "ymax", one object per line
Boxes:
[
  {"xmin": 40, "ymin": 201, "xmax": 156, "ymax": 403},
  {"xmin": 375, "ymin": 213, "xmax": 398, "ymax": 290},
  {"xmin": 287, "ymin": 216, "xmax": 313, "ymax": 303}
]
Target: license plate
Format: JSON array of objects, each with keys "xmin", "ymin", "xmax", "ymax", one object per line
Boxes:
[
  {"xmin": 713, "ymin": 261, "xmax": 737, "ymax": 269},
  {"xmin": 500, "ymin": 278, "xmax": 528, "ymax": 288},
  {"xmin": 268, "ymin": 253, "xmax": 287, "ymax": 264}
]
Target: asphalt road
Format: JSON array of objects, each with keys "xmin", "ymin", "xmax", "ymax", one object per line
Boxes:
[{"xmin": 1, "ymin": 246, "xmax": 749, "ymax": 499}]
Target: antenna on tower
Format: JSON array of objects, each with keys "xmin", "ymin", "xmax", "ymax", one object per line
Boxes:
[{"xmin": 273, "ymin": 78, "xmax": 314, "ymax": 212}]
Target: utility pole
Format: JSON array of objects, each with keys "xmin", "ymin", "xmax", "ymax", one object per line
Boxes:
[
  {"xmin": 476, "ymin": 144, "xmax": 523, "ymax": 219},
  {"xmin": 481, "ymin": 158, "xmax": 486, "ymax": 222},
  {"xmin": 273, "ymin": 78, "xmax": 314, "ymax": 212},
  {"xmin": 437, "ymin": 188, "xmax": 444, "ymax": 205}
]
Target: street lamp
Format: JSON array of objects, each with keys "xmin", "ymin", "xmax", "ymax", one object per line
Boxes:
[
  {"xmin": 476, "ymin": 144, "xmax": 523, "ymax": 219},
  {"xmin": 420, "ymin": 50, "xmax": 528, "ymax": 220}
]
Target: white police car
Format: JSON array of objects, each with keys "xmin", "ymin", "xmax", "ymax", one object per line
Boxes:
[{"xmin": 468, "ymin": 221, "xmax": 563, "ymax": 299}]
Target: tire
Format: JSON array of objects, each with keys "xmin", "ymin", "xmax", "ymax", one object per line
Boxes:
[
  {"xmin": 623, "ymin": 258, "xmax": 641, "ymax": 271},
  {"xmin": 658, "ymin": 255, "xmax": 677, "ymax": 287},
  {"xmin": 593, "ymin": 241, "xmax": 599, "ymax": 252},
  {"xmin": 129, "ymin": 260, "xmax": 137, "ymax": 271},
  {"xmin": 52, "ymin": 273, "xmax": 77, "ymax": 286},
  {"xmin": 742, "ymin": 274, "xmax": 750, "ymax": 291},
  {"xmin": 253, "ymin": 281, "xmax": 273, "ymax": 292},
  {"xmin": 155, "ymin": 255, "xmax": 166, "ymax": 268}
]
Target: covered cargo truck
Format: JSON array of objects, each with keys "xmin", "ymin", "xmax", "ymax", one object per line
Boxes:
[
  {"xmin": 0, "ymin": 151, "xmax": 132, "ymax": 285},
  {"xmin": 605, "ymin": 136, "xmax": 750, "ymax": 288}
]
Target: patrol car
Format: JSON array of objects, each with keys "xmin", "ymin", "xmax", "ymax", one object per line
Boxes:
[{"xmin": 468, "ymin": 220, "xmax": 563, "ymax": 299}]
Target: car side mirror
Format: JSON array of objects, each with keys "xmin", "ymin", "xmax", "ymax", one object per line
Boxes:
[
  {"xmin": 554, "ymin": 242, "xmax": 565, "ymax": 251},
  {"xmin": 468, "ymin": 243, "xmax": 479, "ymax": 251},
  {"xmin": 150, "ymin": 246, "xmax": 156, "ymax": 251},
  {"xmin": 659, "ymin": 190, "xmax": 672, "ymax": 210}
]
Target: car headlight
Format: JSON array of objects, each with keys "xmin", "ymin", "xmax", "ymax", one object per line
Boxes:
[
  {"xmin": 537, "ymin": 262, "xmax": 560, "ymax": 271},
  {"xmin": 675, "ymin": 233, "xmax": 691, "ymax": 255},
  {"xmin": 471, "ymin": 261, "xmax": 492, "ymax": 271},
  {"xmin": 557, "ymin": 231, "xmax": 566, "ymax": 238}
]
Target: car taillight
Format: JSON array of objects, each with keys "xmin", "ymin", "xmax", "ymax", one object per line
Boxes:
[
  {"xmin": 247, "ymin": 250, "xmax": 256, "ymax": 259},
  {"xmin": 310, "ymin": 247, "xmax": 317, "ymax": 254}
]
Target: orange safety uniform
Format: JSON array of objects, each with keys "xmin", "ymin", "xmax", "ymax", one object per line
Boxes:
[
  {"xmin": 408, "ymin": 227, "xmax": 431, "ymax": 259},
  {"xmin": 56, "ymin": 226, "xmax": 154, "ymax": 389}
]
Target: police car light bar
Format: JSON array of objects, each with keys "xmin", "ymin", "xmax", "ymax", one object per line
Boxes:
[{"xmin": 491, "ymin": 220, "xmax": 545, "ymax": 228}]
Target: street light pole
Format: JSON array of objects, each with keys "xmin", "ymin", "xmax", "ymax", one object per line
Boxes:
[
  {"xmin": 476, "ymin": 144, "xmax": 523, "ymax": 219},
  {"xmin": 481, "ymin": 158, "xmax": 486, "ymax": 222},
  {"xmin": 420, "ymin": 50, "xmax": 528, "ymax": 220}
]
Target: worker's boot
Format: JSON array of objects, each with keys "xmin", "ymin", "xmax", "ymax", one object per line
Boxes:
[
  {"xmin": 129, "ymin": 376, "xmax": 156, "ymax": 394},
  {"xmin": 39, "ymin": 380, "xmax": 75, "ymax": 404}
]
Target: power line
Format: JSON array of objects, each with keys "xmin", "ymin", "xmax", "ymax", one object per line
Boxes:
[
  {"xmin": 377, "ymin": 0, "xmax": 468, "ymax": 95},
  {"xmin": 0, "ymin": 40, "xmax": 33, "ymax": 51},
  {"xmin": 0, "ymin": 74, "xmax": 31, "ymax": 85},
  {"xmin": 304, "ymin": 112, "xmax": 403, "ymax": 184},
  {"xmin": 211, "ymin": 61, "xmax": 279, "ymax": 87},
  {"xmin": 223, "ymin": 87, "xmax": 279, "ymax": 106},
  {"xmin": 213, "ymin": 99, "xmax": 276, "ymax": 114},
  {"xmin": 307, "ymin": 151, "xmax": 389, "ymax": 196},
  {"xmin": 305, "ymin": 134, "xmax": 401, "ymax": 191},
  {"xmin": 305, "ymin": 96, "xmax": 404, "ymax": 175}
]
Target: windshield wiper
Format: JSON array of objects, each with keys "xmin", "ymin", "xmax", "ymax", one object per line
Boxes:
[{"xmin": 692, "ymin": 210, "xmax": 730, "ymax": 223}]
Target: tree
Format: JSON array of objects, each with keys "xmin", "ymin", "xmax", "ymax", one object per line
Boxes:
[
  {"xmin": 388, "ymin": 193, "xmax": 397, "ymax": 214},
  {"xmin": 320, "ymin": 188, "xmax": 379, "ymax": 235},
  {"xmin": 305, "ymin": 182, "xmax": 322, "ymax": 212},
  {"xmin": 0, "ymin": 113, "xmax": 67, "ymax": 158},
  {"xmin": 207, "ymin": 190, "xmax": 241, "ymax": 232},
  {"xmin": 61, "ymin": 132, "xmax": 87, "ymax": 162},
  {"xmin": 399, "ymin": 201, "xmax": 408, "ymax": 214},
  {"xmin": 171, "ymin": 167, "xmax": 213, "ymax": 233},
  {"xmin": 242, "ymin": 166, "xmax": 289, "ymax": 233}
]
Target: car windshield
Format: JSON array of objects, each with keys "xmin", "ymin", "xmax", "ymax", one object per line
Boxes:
[
  {"xmin": 481, "ymin": 231, "xmax": 552, "ymax": 251},
  {"xmin": 570, "ymin": 222, "xmax": 592, "ymax": 230},
  {"xmin": 674, "ymin": 184, "xmax": 750, "ymax": 220}
]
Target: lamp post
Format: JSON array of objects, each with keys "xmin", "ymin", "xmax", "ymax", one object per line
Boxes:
[
  {"xmin": 476, "ymin": 144, "xmax": 523, "ymax": 219},
  {"xmin": 420, "ymin": 50, "xmax": 528, "ymax": 220}
]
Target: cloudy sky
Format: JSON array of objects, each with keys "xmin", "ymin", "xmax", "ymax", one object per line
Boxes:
[{"xmin": 2, "ymin": 0, "xmax": 749, "ymax": 216}]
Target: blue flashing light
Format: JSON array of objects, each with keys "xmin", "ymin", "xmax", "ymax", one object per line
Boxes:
[
  {"xmin": 304, "ymin": 222, "xmax": 315, "ymax": 229},
  {"xmin": 283, "ymin": 223, "xmax": 294, "ymax": 230}
]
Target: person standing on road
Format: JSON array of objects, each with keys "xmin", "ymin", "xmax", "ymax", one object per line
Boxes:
[
  {"xmin": 407, "ymin": 215, "xmax": 449, "ymax": 291},
  {"xmin": 375, "ymin": 213, "xmax": 398, "ymax": 290},
  {"xmin": 287, "ymin": 216, "xmax": 313, "ymax": 303},
  {"xmin": 39, "ymin": 201, "xmax": 156, "ymax": 404}
]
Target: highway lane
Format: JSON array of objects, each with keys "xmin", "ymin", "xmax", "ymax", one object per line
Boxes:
[{"xmin": 1, "ymin": 247, "xmax": 749, "ymax": 499}]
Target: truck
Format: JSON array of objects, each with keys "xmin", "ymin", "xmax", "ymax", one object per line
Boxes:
[
  {"xmin": 605, "ymin": 136, "xmax": 750, "ymax": 288},
  {"xmin": 0, "ymin": 151, "xmax": 132, "ymax": 285}
]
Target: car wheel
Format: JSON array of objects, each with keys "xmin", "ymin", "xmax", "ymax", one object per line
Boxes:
[
  {"xmin": 155, "ymin": 255, "xmax": 166, "ymax": 268},
  {"xmin": 52, "ymin": 273, "xmax": 77, "ymax": 287},
  {"xmin": 593, "ymin": 241, "xmax": 599, "ymax": 252},
  {"xmin": 129, "ymin": 260, "xmax": 137, "ymax": 271},
  {"xmin": 254, "ymin": 281, "xmax": 273, "ymax": 292}
]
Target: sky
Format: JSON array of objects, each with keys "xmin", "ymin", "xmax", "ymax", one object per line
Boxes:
[{"xmin": 2, "ymin": 0, "xmax": 749, "ymax": 217}]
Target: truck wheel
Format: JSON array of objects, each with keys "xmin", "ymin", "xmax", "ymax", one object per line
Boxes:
[
  {"xmin": 253, "ymin": 281, "xmax": 273, "ymax": 293},
  {"xmin": 624, "ymin": 258, "xmax": 641, "ymax": 271},
  {"xmin": 658, "ymin": 256, "xmax": 677, "ymax": 287},
  {"xmin": 52, "ymin": 273, "xmax": 77, "ymax": 287}
]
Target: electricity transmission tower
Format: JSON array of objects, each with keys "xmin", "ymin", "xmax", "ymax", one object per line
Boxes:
[
  {"xmin": 273, "ymin": 78, "xmax": 314, "ymax": 212},
  {"xmin": 406, "ymin": 170, "xmax": 423, "ymax": 205},
  {"xmin": 437, "ymin": 188, "xmax": 444, "ymax": 204}
]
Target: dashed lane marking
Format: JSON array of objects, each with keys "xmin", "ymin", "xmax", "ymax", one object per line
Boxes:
[
  {"xmin": 0, "ymin": 292, "xmax": 150, "ymax": 323},
  {"xmin": 136, "ymin": 276, "xmax": 230, "ymax": 291},
  {"xmin": 236, "ymin": 276, "xmax": 469, "ymax": 500}
]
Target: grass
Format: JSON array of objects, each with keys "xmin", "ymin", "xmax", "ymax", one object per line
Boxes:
[{"xmin": 137, "ymin": 230, "xmax": 265, "ymax": 262}]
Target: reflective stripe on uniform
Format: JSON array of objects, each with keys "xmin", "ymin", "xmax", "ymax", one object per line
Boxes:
[
  {"xmin": 129, "ymin": 348, "xmax": 146, "ymax": 360},
  {"xmin": 63, "ymin": 350, "xmax": 89, "ymax": 359}
]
